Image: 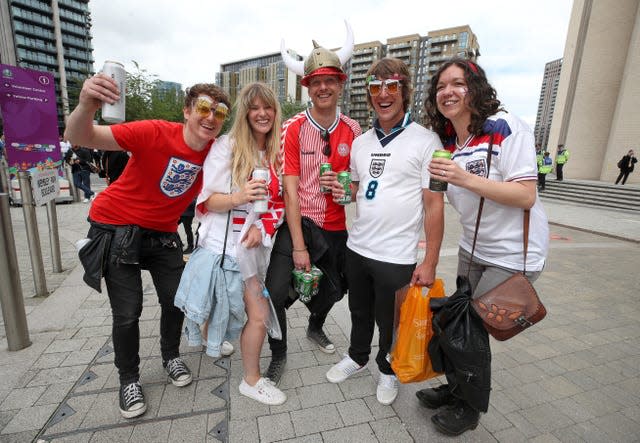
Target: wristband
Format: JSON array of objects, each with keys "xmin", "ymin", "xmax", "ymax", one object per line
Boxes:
[{"xmin": 292, "ymin": 247, "xmax": 307, "ymax": 252}]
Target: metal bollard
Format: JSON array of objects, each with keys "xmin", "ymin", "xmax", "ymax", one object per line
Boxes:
[
  {"xmin": 64, "ymin": 163, "xmax": 79, "ymax": 202},
  {"xmin": 0, "ymin": 157, "xmax": 9, "ymax": 194},
  {"xmin": 0, "ymin": 193, "xmax": 31, "ymax": 350},
  {"xmin": 46, "ymin": 199, "xmax": 62, "ymax": 273},
  {"xmin": 17, "ymin": 171, "xmax": 48, "ymax": 297}
]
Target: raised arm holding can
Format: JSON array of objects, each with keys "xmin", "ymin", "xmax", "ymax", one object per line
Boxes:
[{"xmin": 64, "ymin": 72, "xmax": 231, "ymax": 419}]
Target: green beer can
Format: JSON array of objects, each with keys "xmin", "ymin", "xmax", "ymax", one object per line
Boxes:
[
  {"xmin": 336, "ymin": 171, "xmax": 352, "ymax": 205},
  {"xmin": 429, "ymin": 150, "xmax": 452, "ymax": 192},
  {"xmin": 320, "ymin": 163, "xmax": 332, "ymax": 193},
  {"xmin": 298, "ymin": 273, "xmax": 315, "ymax": 303}
]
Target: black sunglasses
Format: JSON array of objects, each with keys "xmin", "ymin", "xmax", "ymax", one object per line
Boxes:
[{"xmin": 321, "ymin": 130, "xmax": 331, "ymax": 156}]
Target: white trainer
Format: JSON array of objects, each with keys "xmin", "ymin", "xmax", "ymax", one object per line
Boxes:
[
  {"xmin": 326, "ymin": 354, "xmax": 366, "ymax": 383},
  {"xmin": 220, "ymin": 341, "xmax": 234, "ymax": 356},
  {"xmin": 239, "ymin": 377, "xmax": 286, "ymax": 405},
  {"xmin": 377, "ymin": 373, "xmax": 399, "ymax": 405}
]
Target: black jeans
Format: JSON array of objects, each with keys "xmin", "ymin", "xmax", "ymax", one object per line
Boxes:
[
  {"xmin": 615, "ymin": 170, "xmax": 630, "ymax": 185},
  {"xmin": 102, "ymin": 230, "xmax": 185, "ymax": 384},
  {"xmin": 538, "ymin": 173, "xmax": 547, "ymax": 190},
  {"xmin": 265, "ymin": 223, "xmax": 347, "ymax": 357},
  {"xmin": 345, "ymin": 248, "xmax": 415, "ymax": 375}
]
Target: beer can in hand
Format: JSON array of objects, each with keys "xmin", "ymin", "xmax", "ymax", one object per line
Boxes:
[
  {"xmin": 319, "ymin": 163, "xmax": 332, "ymax": 193},
  {"xmin": 429, "ymin": 150, "xmax": 452, "ymax": 192},
  {"xmin": 101, "ymin": 61, "xmax": 126, "ymax": 123},
  {"xmin": 336, "ymin": 171, "xmax": 352, "ymax": 205},
  {"xmin": 252, "ymin": 167, "xmax": 270, "ymax": 213}
]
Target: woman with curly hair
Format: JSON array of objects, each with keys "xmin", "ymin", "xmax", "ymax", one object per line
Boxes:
[{"xmin": 416, "ymin": 58, "xmax": 549, "ymax": 436}]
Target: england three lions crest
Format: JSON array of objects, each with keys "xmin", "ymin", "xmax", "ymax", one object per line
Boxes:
[
  {"xmin": 161, "ymin": 157, "xmax": 202, "ymax": 197},
  {"xmin": 466, "ymin": 158, "xmax": 487, "ymax": 177},
  {"xmin": 369, "ymin": 159, "xmax": 386, "ymax": 178}
]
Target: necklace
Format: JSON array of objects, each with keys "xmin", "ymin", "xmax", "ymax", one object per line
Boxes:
[{"xmin": 455, "ymin": 134, "xmax": 473, "ymax": 150}]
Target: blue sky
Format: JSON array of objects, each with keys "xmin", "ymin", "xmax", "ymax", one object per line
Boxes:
[{"xmin": 90, "ymin": 0, "xmax": 574, "ymax": 127}]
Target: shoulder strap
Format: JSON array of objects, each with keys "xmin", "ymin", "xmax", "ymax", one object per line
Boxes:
[
  {"xmin": 468, "ymin": 134, "xmax": 493, "ymax": 278},
  {"xmin": 220, "ymin": 175, "xmax": 232, "ymax": 268},
  {"xmin": 468, "ymin": 133, "xmax": 530, "ymax": 276}
]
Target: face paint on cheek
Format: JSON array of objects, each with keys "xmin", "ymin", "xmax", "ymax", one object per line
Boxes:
[{"xmin": 436, "ymin": 86, "xmax": 468, "ymax": 97}]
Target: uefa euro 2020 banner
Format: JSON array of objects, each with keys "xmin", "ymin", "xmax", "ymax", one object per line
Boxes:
[{"xmin": 0, "ymin": 64, "xmax": 63, "ymax": 181}]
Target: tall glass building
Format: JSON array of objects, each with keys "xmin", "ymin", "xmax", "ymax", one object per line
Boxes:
[
  {"xmin": 0, "ymin": 0, "xmax": 94, "ymax": 130},
  {"xmin": 534, "ymin": 58, "xmax": 562, "ymax": 151}
]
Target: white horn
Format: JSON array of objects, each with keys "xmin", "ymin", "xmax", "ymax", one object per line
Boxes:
[
  {"xmin": 280, "ymin": 39, "xmax": 305, "ymax": 77},
  {"xmin": 336, "ymin": 20, "xmax": 354, "ymax": 67}
]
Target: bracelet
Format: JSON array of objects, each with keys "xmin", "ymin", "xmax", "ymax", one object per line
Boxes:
[{"xmin": 292, "ymin": 247, "xmax": 307, "ymax": 252}]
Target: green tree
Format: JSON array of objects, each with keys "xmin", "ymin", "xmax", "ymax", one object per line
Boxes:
[
  {"xmin": 280, "ymin": 98, "xmax": 307, "ymax": 120},
  {"xmin": 124, "ymin": 61, "xmax": 156, "ymax": 122},
  {"xmin": 149, "ymin": 83, "xmax": 185, "ymax": 122}
]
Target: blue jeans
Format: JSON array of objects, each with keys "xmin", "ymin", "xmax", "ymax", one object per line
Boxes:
[{"xmin": 73, "ymin": 170, "xmax": 94, "ymax": 199}]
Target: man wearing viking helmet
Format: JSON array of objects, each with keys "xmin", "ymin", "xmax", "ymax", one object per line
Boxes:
[{"xmin": 263, "ymin": 22, "xmax": 362, "ymax": 384}]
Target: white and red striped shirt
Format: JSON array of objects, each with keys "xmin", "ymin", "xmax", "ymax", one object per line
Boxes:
[{"xmin": 281, "ymin": 110, "xmax": 361, "ymax": 231}]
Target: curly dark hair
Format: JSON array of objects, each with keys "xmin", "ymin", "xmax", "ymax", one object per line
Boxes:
[
  {"xmin": 184, "ymin": 83, "xmax": 231, "ymax": 110},
  {"xmin": 424, "ymin": 58, "xmax": 504, "ymax": 140}
]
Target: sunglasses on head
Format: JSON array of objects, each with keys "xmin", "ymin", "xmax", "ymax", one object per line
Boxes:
[
  {"xmin": 321, "ymin": 129, "xmax": 331, "ymax": 156},
  {"xmin": 367, "ymin": 78, "xmax": 401, "ymax": 96},
  {"xmin": 194, "ymin": 96, "xmax": 229, "ymax": 122}
]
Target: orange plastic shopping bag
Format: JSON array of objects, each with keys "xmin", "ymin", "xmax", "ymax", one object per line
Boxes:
[{"xmin": 390, "ymin": 279, "xmax": 445, "ymax": 383}]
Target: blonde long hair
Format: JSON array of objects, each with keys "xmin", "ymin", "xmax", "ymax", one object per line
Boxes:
[{"xmin": 229, "ymin": 83, "xmax": 282, "ymax": 188}]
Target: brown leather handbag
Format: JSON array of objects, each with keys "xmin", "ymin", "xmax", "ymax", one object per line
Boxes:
[
  {"xmin": 466, "ymin": 137, "xmax": 547, "ymax": 341},
  {"xmin": 471, "ymin": 211, "xmax": 547, "ymax": 341}
]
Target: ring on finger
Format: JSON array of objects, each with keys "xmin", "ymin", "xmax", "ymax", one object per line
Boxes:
[{"xmin": 441, "ymin": 170, "xmax": 446, "ymax": 177}]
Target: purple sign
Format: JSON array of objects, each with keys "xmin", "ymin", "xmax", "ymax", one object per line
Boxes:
[{"xmin": 0, "ymin": 64, "xmax": 62, "ymax": 179}]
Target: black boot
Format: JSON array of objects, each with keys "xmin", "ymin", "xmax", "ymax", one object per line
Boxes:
[
  {"xmin": 264, "ymin": 354, "xmax": 287, "ymax": 385},
  {"xmin": 431, "ymin": 399, "xmax": 480, "ymax": 436},
  {"xmin": 416, "ymin": 384, "xmax": 455, "ymax": 409}
]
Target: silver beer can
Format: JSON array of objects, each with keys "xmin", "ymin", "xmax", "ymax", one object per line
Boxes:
[
  {"xmin": 252, "ymin": 167, "xmax": 270, "ymax": 213},
  {"xmin": 101, "ymin": 61, "xmax": 126, "ymax": 123}
]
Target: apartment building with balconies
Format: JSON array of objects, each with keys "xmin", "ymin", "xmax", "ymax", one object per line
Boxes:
[
  {"xmin": 216, "ymin": 25, "xmax": 479, "ymax": 130},
  {"xmin": 534, "ymin": 58, "xmax": 562, "ymax": 151},
  {"xmin": 0, "ymin": 0, "xmax": 94, "ymax": 129}
]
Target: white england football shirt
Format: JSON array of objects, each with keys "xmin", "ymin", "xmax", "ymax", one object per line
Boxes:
[
  {"xmin": 445, "ymin": 112, "xmax": 549, "ymax": 271},
  {"xmin": 347, "ymin": 122, "xmax": 442, "ymax": 264}
]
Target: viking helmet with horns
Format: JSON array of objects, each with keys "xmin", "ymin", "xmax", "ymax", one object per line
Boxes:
[{"xmin": 281, "ymin": 21, "xmax": 354, "ymax": 87}]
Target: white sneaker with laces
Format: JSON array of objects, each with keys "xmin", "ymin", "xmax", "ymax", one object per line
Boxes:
[
  {"xmin": 82, "ymin": 198, "xmax": 89, "ymax": 203},
  {"xmin": 220, "ymin": 341, "xmax": 234, "ymax": 356},
  {"xmin": 239, "ymin": 377, "xmax": 286, "ymax": 405},
  {"xmin": 377, "ymin": 373, "xmax": 399, "ymax": 405},
  {"xmin": 326, "ymin": 354, "xmax": 366, "ymax": 383}
]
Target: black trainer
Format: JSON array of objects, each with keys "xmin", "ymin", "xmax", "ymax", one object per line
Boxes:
[
  {"xmin": 119, "ymin": 381, "xmax": 147, "ymax": 419},
  {"xmin": 416, "ymin": 384, "xmax": 456, "ymax": 409},
  {"xmin": 431, "ymin": 399, "xmax": 480, "ymax": 436},
  {"xmin": 163, "ymin": 357, "xmax": 193, "ymax": 387},
  {"xmin": 306, "ymin": 327, "xmax": 335, "ymax": 354},
  {"xmin": 264, "ymin": 355, "xmax": 287, "ymax": 385}
]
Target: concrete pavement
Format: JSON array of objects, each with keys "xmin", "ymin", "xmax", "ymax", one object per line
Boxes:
[{"xmin": 0, "ymin": 180, "xmax": 639, "ymax": 442}]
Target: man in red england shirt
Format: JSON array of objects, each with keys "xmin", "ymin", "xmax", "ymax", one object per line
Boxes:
[
  {"xmin": 65, "ymin": 74, "xmax": 230, "ymax": 419},
  {"xmin": 264, "ymin": 24, "xmax": 362, "ymax": 384}
]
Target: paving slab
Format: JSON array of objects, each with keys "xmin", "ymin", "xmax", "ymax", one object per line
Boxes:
[{"xmin": 1, "ymin": 183, "xmax": 640, "ymax": 441}]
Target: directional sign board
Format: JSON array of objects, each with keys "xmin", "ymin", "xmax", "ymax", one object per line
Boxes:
[{"xmin": 31, "ymin": 168, "xmax": 60, "ymax": 206}]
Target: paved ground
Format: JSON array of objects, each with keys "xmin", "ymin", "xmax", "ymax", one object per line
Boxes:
[{"xmin": 0, "ymin": 179, "xmax": 639, "ymax": 442}]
